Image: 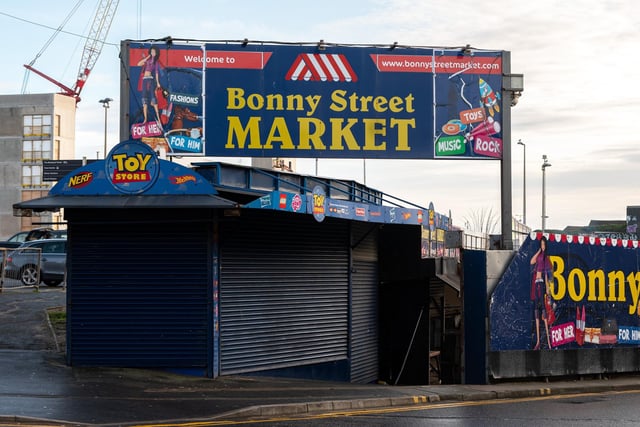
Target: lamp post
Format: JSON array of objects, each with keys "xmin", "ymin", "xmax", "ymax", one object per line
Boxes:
[
  {"xmin": 541, "ymin": 154, "xmax": 552, "ymax": 232},
  {"xmin": 99, "ymin": 98, "xmax": 113, "ymax": 158},
  {"xmin": 517, "ymin": 139, "xmax": 526, "ymax": 225}
]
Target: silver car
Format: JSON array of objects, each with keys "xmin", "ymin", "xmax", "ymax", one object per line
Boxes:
[{"xmin": 3, "ymin": 239, "xmax": 67, "ymax": 287}]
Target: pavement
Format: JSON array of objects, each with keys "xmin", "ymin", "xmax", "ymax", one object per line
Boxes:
[{"xmin": 2, "ymin": 283, "xmax": 640, "ymax": 427}]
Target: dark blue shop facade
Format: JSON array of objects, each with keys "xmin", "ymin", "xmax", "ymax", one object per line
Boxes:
[{"xmin": 17, "ymin": 140, "xmax": 446, "ymax": 384}]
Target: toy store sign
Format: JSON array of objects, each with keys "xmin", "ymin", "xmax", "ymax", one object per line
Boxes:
[
  {"xmin": 106, "ymin": 142, "xmax": 159, "ymax": 194},
  {"xmin": 125, "ymin": 42, "xmax": 504, "ymax": 159}
]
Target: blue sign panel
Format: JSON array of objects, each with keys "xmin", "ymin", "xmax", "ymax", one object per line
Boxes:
[
  {"xmin": 50, "ymin": 140, "xmax": 216, "ymax": 196},
  {"xmin": 491, "ymin": 233, "xmax": 640, "ymax": 351},
  {"xmin": 125, "ymin": 41, "xmax": 504, "ymax": 159},
  {"xmin": 243, "ymin": 190, "xmax": 424, "ymax": 225}
]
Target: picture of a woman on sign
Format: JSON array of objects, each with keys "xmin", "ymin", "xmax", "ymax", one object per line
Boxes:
[
  {"xmin": 137, "ymin": 46, "xmax": 162, "ymax": 124},
  {"xmin": 530, "ymin": 236, "xmax": 554, "ymax": 350}
]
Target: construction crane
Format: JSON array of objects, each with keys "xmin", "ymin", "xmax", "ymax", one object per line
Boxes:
[{"xmin": 23, "ymin": 0, "xmax": 120, "ymax": 103}]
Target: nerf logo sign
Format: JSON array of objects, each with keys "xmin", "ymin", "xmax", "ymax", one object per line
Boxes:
[
  {"xmin": 285, "ymin": 54, "xmax": 357, "ymax": 82},
  {"xmin": 68, "ymin": 171, "xmax": 93, "ymax": 188}
]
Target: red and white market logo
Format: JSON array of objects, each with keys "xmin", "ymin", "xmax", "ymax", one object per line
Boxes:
[{"xmin": 285, "ymin": 54, "xmax": 358, "ymax": 82}]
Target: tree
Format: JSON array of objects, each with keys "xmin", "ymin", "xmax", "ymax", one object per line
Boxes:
[{"xmin": 463, "ymin": 207, "xmax": 500, "ymax": 234}]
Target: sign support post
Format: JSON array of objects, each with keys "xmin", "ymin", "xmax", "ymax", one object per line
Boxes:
[{"xmin": 500, "ymin": 51, "xmax": 514, "ymax": 250}]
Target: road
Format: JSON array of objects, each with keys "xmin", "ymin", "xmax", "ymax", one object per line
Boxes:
[
  {"xmin": 222, "ymin": 390, "xmax": 640, "ymax": 427},
  {"xmin": 2, "ymin": 278, "xmax": 640, "ymax": 426},
  {"xmin": 0, "ymin": 281, "xmax": 65, "ymax": 351}
]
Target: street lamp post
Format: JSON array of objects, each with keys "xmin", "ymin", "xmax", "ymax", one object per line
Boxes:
[
  {"xmin": 541, "ymin": 154, "xmax": 552, "ymax": 232},
  {"xmin": 99, "ymin": 98, "xmax": 113, "ymax": 158},
  {"xmin": 517, "ymin": 140, "xmax": 526, "ymax": 225}
]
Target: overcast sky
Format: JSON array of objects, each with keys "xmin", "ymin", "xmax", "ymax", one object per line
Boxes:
[{"xmin": 1, "ymin": 0, "xmax": 638, "ymax": 232}]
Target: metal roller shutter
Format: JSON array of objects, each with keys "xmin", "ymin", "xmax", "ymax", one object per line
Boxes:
[
  {"xmin": 350, "ymin": 222, "xmax": 379, "ymax": 383},
  {"xmin": 66, "ymin": 209, "xmax": 211, "ymax": 371},
  {"xmin": 219, "ymin": 212, "xmax": 349, "ymax": 374}
]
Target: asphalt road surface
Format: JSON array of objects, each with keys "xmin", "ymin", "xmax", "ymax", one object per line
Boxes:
[
  {"xmin": 230, "ymin": 390, "xmax": 640, "ymax": 427},
  {"xmin": 0, "ymin": 281, "xmax": 65, "ymax": 351}
]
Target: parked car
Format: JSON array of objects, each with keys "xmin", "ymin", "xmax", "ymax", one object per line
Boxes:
[
  {"xmin": 3, "ymin": 231, "xmax": 31, "ymax": 243},
  {"xmin": 3, "ymin": 238, "xmax": 67, "ymax": 287},
  {"xmin": 1, "ymin": 228, "xmax": 67, "ymax": 260},
  {"xmin": 0, "ymin": 241, "xmax": 22, "ymax": 249},
  {"xmin": 4, "ymin": 228, "xmax": 67, "ymax": 243},
  {"xmin": 0, "ymin": 242, "xmax": 21, "ymax": 269}
]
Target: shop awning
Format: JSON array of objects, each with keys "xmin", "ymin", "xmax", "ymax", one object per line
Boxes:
[{"xmin": 13, "ymin": 194, "xmax": 238, "ymax": 214}]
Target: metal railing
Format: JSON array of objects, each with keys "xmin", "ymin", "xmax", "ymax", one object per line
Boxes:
[{"xmin": 0, "ymin": 246, "xmax": 42, "ymax": 291}]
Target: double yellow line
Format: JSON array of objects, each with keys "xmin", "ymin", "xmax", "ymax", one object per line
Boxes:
[{"xmin": 131, "ymin": 389, "xmax": 640, "ymax": 427}]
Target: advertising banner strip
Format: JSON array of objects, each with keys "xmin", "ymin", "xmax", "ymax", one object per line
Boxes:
[
  {"xmin": 130, "ymin": 48, "xmax": 272, "ymax": 69},
  {"xmin": 370, "ymin": 54, "xmax": 502, "ymax": 74},
  {"xmin": 531, "ymin": 231, "xmax": 640, "ymax": 248},
  {"xmin": 243, "ymin": 190, "xmax": 425, "ymax": 225}
]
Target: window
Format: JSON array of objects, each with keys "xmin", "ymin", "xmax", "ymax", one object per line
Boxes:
[
  {"xmin": 22, "ymin": 165, "xmax": 43, "ymax": 187},
  {"xmin": 54, "ymin": 114, "xmax": 61, "ymax": 137},
  {"xmin": 42, "ymin": 241, "xmax": 65, "ymax": 254},
  {"xmin": 23, "ymin": 114, "xmax": 52, "ymax": 137},
  {"xmin": 22, "ymin": 139, "xmax": 52, "ymax": 161}
]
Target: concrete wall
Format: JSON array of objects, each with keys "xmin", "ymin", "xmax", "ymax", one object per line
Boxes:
[
  {"xmin": 53, "ymin": 94, "xmax": 76, "ymax": 160},
  {"xmin": 0, "ymin": 138, "xmax": 22, "ymax": 237}
]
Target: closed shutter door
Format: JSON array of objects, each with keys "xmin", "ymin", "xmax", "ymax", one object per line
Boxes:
[
  {"xmin": 66, "ymin": 209, "xmax": 211, "ymax": 370},
  {"xmin": 350, "ymin": 222, "xmax": 379, "ymax": 383},
  {"xmin": 219, "ymin": 212, "xmax": 349, "ymax": 374}
]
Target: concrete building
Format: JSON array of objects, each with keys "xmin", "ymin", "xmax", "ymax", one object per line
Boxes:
[{"xmin": 0, "ymin": 93, "xmax": 76, "ymax": 238}]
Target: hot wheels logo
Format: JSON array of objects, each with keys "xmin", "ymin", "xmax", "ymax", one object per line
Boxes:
[
  {"xmin": 169, "ymin": 174, "xmax": 197, "ymax": 185},
  {"xmin": 285, "ymin": 54, "xmax": 357, "ymax": 82}
]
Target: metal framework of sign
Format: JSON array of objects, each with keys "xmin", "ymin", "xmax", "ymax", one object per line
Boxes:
[{"xmin": 122, "ymin": 40, "xmax": 504, "ymax": 159}]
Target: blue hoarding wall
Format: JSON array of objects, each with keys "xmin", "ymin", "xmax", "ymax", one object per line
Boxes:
[
  {"xmin": 490, "ymin": 232, "xmax": 640, "ymax": 351},
  {"xmin": 124, "ymin": 41, "xmax": 504, "ymax": 159}
]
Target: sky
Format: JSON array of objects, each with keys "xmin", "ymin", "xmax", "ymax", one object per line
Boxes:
[{"xmin": 1, "ymin": 0, "xmax": 638, "ymax": 233}]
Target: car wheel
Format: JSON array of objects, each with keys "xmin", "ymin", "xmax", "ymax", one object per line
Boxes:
[{"xmin": 20, "ymin": 265, "xmax": 40, "ymax": 286}]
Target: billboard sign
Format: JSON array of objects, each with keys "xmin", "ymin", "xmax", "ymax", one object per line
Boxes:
[
  {"xmin": 491, "ymin": 233, "xmax": 640, "ymax": 351},
  {"xmin": 124, "ymin": 41, "xmax": 504, "ymax": 159}
]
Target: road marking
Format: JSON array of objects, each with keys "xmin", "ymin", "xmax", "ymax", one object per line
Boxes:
[{"xmin": 130, "ymin": 389, "xmax": 640, "ymax": 427}]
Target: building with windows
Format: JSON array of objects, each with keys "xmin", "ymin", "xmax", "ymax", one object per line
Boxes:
[{"xmin": 0, "ymin": 93, "xmax": 76, "ymax": 238}]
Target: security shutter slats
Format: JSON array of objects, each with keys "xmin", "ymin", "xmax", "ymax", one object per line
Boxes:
[
  {"xmin": 66, "ymin": 209, "xmax": 211, "ymax": 369},
  {"xmin": 219, "ymin": 212, "xmax": 349, "ymax": 375},
  {"xmin": 350, "ymin": 223, "xmax": 379, "ymax": 383}
]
